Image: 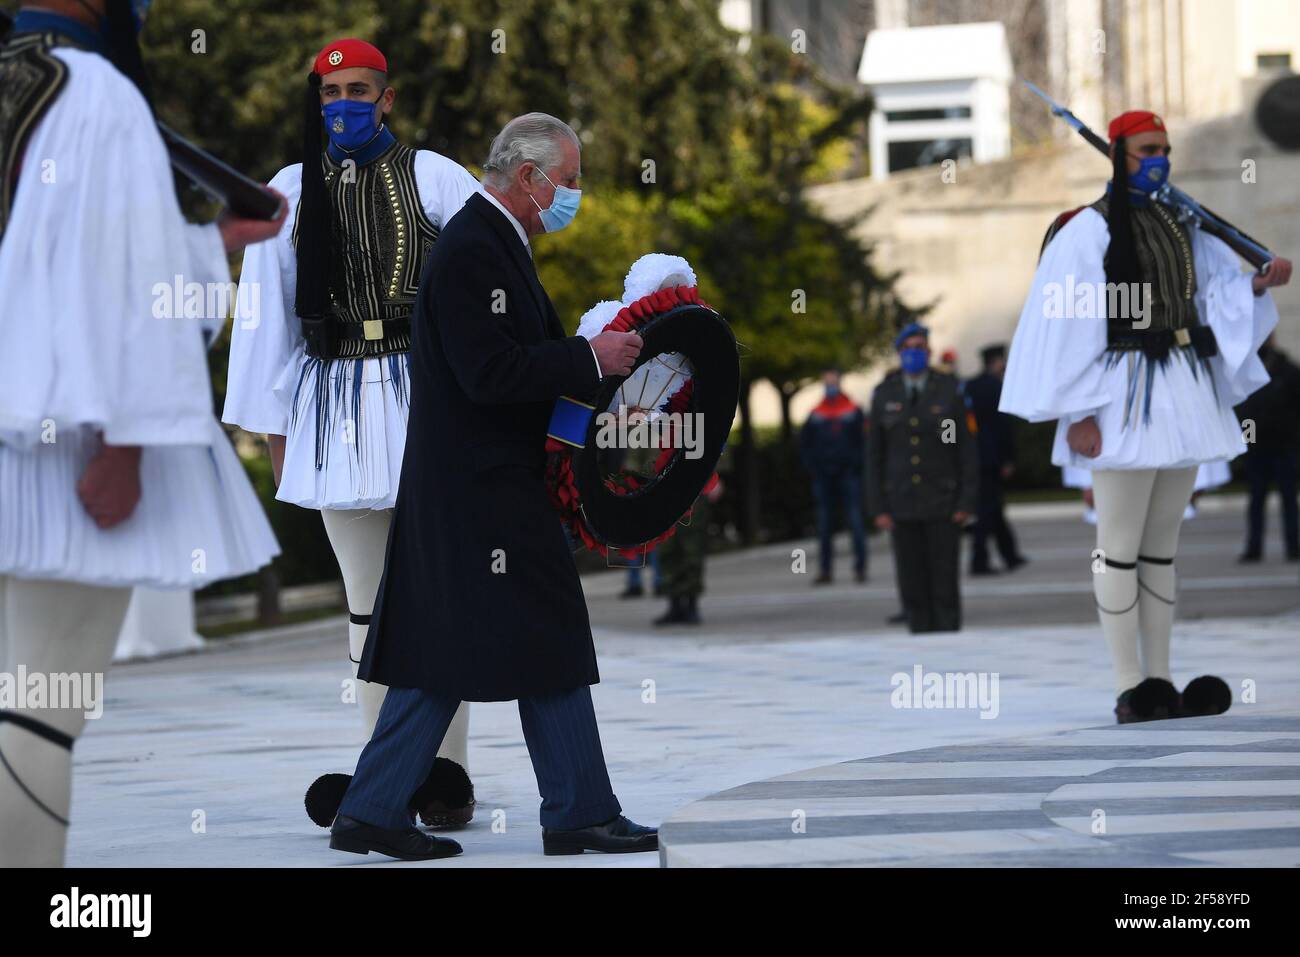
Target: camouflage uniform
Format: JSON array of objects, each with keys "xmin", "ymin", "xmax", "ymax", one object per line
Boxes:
[{"xmin": 657, "ymin": 496, "xmax": 711, "ymax": 601}]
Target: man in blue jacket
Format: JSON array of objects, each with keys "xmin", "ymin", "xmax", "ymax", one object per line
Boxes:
[{"xmin": 800, "ymin": 368, "xmax": 868, "ymax": 584}]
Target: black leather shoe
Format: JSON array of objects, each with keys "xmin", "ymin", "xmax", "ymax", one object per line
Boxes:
[
  {"xmin": 330, "ymin": 815, "xmax": 463, "ymax": 861},
  {"xmin": 542, "ymin": 815, "xmax": 658, "ymax": 855},
  {"xmin": 886, "ymin": 610, "xmax": 908, "ymax": 624}
]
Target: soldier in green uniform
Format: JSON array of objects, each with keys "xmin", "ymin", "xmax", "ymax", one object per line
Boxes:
[
  {"xmin": 867, "ymin": 324, "xmax": 978, "ymax": 633},
  {"xmin": 654, "ymin": 478, "xmax": 724, "ymax": 626}
]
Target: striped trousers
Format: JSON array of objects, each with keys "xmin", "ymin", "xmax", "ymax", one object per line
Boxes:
[{"xmin": 338, "ymin": 684, "xmax": 621, "ymax": 831}]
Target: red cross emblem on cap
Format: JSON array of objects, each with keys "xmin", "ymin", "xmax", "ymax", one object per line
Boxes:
[{"xmin": 313, "ymin": 39, "xmax": 388, "ymax": 77}]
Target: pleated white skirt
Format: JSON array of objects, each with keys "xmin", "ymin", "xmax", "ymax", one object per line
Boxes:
[
  {"xmin": 274, "ymin": 354, "xmax": 410, "ymax": 511},
  {"xmin": 1052, "ymin": 348, "xmax": 1246, "ymax": 471},
  {"xmin": 0, "ymin": 420, "xmax": 278, "ymax": 588}
]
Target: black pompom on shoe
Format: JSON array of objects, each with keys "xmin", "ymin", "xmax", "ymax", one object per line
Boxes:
[
  {"xmin": 1180, "ymin": 675, "xmax": 1232, "ymax": 717},
  {"xmin": 411, "ymin": 758, "xmax": 476, "ymax": 829},
  {"xmin": 1129, "ymin": 677, "xmax": 1181, "ymax": 721},
  {"xmin": 1115, "ymin": 688, "xmax": 1139, "ymax": 724},
  {"xmin": 305, "ymin": 772, "xmax": 353, "ymax": 828}
]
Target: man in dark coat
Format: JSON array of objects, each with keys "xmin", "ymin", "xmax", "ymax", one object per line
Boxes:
[
  {"xmin": 867, "ymin": 323, "xmax": 978, "ymax": 633},
  {"xmin": 329, "ymin": 113, "xmax": 657, "ymax": 861},
  {"xmin": 963, "ymin": 344, "xmax": 1028, "ymax": 575},
  {"xmin": 1235, "ymin": 335, "xmax": 1300, "ymax": 561},
  {"xmin": 799, "ymin": 368, "xmax": 868, "ymax": 584}
]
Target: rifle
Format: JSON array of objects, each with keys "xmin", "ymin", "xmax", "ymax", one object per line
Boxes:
[
  {"xmin": 1023, "ymin": 80, "xmax": 1275, "ymax": 273},
  {"xmin": 1, "ymin": 9, "xmax": 282, "ymax": 221}
]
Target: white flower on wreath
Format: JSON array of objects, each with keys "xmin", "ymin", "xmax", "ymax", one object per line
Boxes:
[{"xmin": 576, "ymin": 254, "xmax": 697, "ymax": 418}]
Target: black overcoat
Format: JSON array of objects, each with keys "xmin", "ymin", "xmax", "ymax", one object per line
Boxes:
[{"xmin": 358, "ymin": 192, "xmax": 602, "ymax": 701}]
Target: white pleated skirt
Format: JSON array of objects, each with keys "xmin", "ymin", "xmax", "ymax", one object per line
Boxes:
[
  {"xmin": 274, "ymin": 354, "xmax": 410, "ymax": 511},
  {"xmin": 1052, "ymin": 348, "xmax": 1246, "ymax": 471},
  {"xmin": 0, "ymin": 420, "xmax": 278, "ymax": 588}
]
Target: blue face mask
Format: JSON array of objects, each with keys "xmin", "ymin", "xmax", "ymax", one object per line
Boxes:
[
  {"xmin": 322, "ymin": 96, "xmax": 383, "ymax": 152},
  {"xmin": 899, "ymin": 347, "xmax": 928, "ymax": 374},
  {"xmin": 1128, "ymin": 155, "xmax": 1170, "ymax": 194},
  {"xmin": 531, "ymin": 168, "xmax": 582, "ymax": 233}
]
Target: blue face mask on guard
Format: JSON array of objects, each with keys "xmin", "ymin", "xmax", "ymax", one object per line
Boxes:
[
  {"xmin": 1128, "ymin": 155, "xmax": 1170, "ymax": 194},
  {"xmin": 531, "ymin": 168, "xmax": 582, "ymax": 233},
  {"xmin": 899, "ymin": 347, "xmax": 928, "ymax": 375},
  {"xmin": 322, "ymin": 96, "xmax": 383, "ymax": 152}
]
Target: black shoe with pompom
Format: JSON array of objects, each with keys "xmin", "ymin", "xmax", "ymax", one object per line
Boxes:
[
  {"xmin": 1127, "ymin": 677, "xmax": 1181, "ymax": 722},
  {"xmin": 304, "ymin": 758, "xmax": 475, "ymax": 830},
  {"xmin": 412, "ymin": 758, "xmax": 476, "ymax": 829},
  {"xmin": 305, "ymin": 772, "xmax": 353, "ymax": 828},
  {"xmin": 1178, "ymin": 675, "xmax": 1232, "ymax": 718}
]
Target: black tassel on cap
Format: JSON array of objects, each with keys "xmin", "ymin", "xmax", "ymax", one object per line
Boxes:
[
  {"xmin": 103, "ymin": 0, "xmax": 154, "ymax": 111},
  {"xmin": 1104, "ymin": 134, "xmax": 1141, "ymax": 293},
  {"xmin": 295, "ymin": 72, "xmax": 333, "ymax": 320}
]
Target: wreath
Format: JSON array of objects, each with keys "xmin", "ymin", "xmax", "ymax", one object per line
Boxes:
[{"xmin": 545, "ymin": 284, "xmax": 733, "ymax": 560}]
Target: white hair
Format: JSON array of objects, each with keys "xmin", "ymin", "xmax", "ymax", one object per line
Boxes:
[{"xmin": 482, "ymin": 112, "xmax": 580, "ymax": 188}]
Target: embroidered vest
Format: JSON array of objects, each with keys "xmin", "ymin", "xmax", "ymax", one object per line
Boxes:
[
  {"xmin": 0, "ymin": 31, "xmax": 72, "ymax": 242},
  {"xmin": 1089, "ymin": 194, "xmax": 1202, "ymax": 342},
  {"xmin": 291, "ymin": 142, "xmax": 439, "ymax": 359}
]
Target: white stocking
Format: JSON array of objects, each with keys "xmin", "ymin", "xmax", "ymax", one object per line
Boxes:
[
  {"xmin": 1136, "ymin": 467, "xmax": 1198, "ymax": 683},
  {"xmin": 321, "ymin": 508, "xmax": 469, "ymax": 770},
  {"xmin": 1091, "ymin": 469, "xmax": 1156, "ymax": 694},
  {"xmin": 0, "ymin": 576, "xmax": 131, "ymax": 867}
]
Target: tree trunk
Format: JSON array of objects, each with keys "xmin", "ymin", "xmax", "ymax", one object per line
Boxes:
[
  {"xmin": 256, "ymin": 564, "xmax": 281, "ymax": 627},
  {"xmin": 778, "ymin": 385, "xmax": 795, "ymax": 448}
]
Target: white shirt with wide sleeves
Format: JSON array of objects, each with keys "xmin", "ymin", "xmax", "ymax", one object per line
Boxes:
[
  {"xmin": 1000, "ymin": 206, "xmax": 1276, "ymax": 471},
  {"xmin": 0, "ymin": 48, "xmax": 278, "ymax": 587}
]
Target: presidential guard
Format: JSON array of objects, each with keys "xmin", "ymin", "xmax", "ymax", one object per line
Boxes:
[
  {"xmin": 867, "ymin": 323, "xmax": 978, "ymax": 634},
  {"xmin": 222, "ymin": 38, "xmax": 482, "ymax": 825},
  {"xmin": 1001, "ymin": 109, "xmax": 1291, "ymax": 722},
  {"xmin": 0, "ymin": 0, "xmax": 282, "ymax": 865},
  {"xmin": 963, "ymin": 344, "xmax": 1028, "ymax": 575}
]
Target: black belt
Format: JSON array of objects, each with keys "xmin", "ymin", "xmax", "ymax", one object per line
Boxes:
[
  {"xmin": 301, "ymin": 315, "xmax": 412, "ymax": 359},
  {"xmin": 1108, "ymin": 325, "xmax": 1217, "ymax": 362}
]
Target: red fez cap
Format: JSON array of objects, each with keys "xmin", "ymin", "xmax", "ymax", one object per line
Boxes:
[
  {"xmin": 1108, "ymin": 110, "xmax": 1165, "ymax": 142},
  {"xmin": 313, "ymin": 39, "xmax": 387, "ymax": 77}
]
